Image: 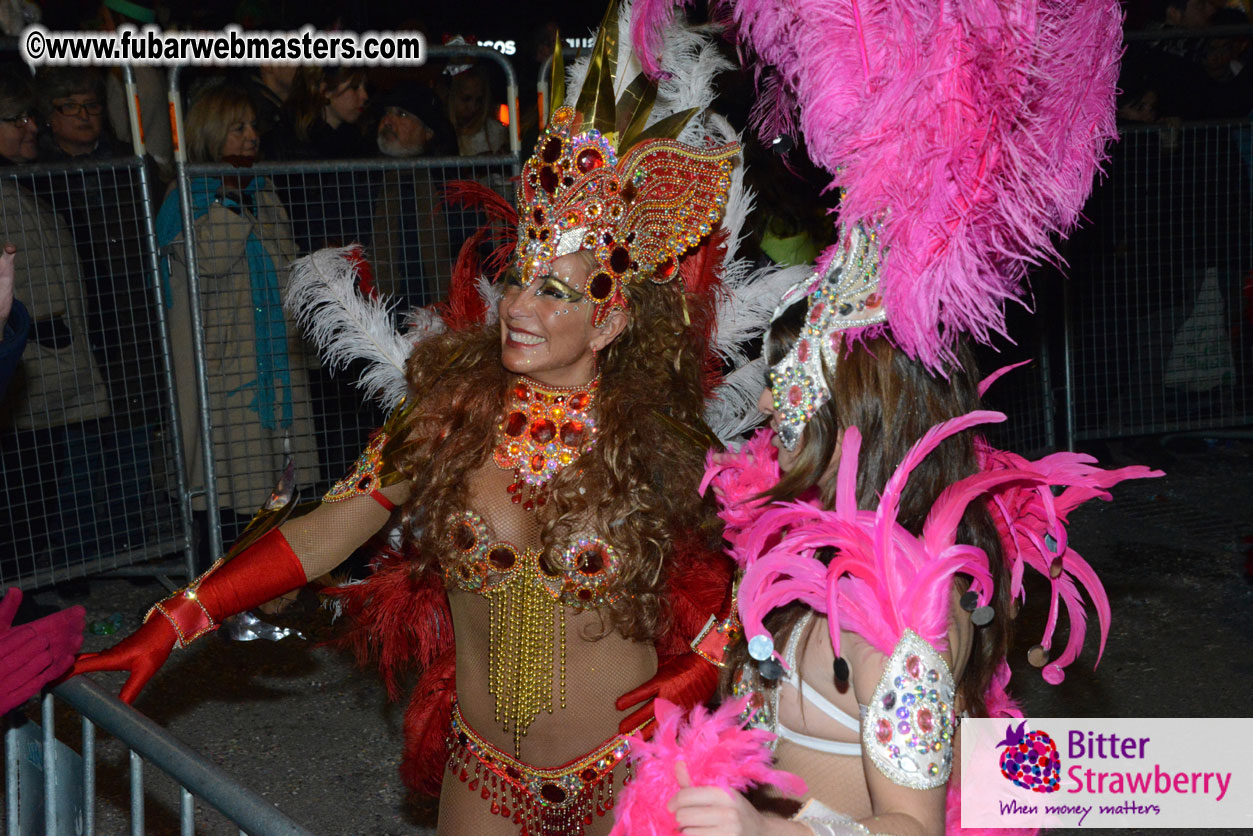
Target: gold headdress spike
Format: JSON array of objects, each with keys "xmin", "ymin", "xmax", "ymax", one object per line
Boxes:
[{"xmin": 518, "ymin": 0, "xmax": 739, "ymax": 326}]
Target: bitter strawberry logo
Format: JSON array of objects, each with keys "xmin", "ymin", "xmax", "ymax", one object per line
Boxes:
[{"xmin": 997, "ymin": 721, "xmax": 1061, "ymax": 793}]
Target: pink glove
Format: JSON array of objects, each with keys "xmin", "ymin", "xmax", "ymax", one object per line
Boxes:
[{"xmin": 0, "ymin": 588, "xmax": 86, "ymax": 715}]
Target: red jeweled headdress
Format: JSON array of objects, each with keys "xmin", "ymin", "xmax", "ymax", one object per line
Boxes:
[{"xmin": 513, "ymin": 1, "xmax": 738, "ymax": 325}]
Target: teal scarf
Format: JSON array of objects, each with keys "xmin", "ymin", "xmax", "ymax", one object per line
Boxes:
[{"xmin": 157, "ymin": 177, "xmax": 294, "ymax": 430}]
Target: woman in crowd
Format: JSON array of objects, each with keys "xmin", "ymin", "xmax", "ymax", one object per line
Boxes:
[
  {"xmin": 154, "ymin": 82, "xmax": 318, "ymax": 551},
  {"xmin": 448, "ymin": 64, "xmax": 507, "ymax": 157},
  {"xmin": 74, "ymin": 7, "xmax": 754, "ymax": 834}
]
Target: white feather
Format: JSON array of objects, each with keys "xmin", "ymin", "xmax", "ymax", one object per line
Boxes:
[
  {"xmin": 476, "ymin": 275, "xmax": 501, "ymax": 323},
  {"xmin": 285, "ymin": 246, "xmax": 443, "ymax": 412},
  {"xmin": 706, "ymin": 358, "xmax": 769, "ymax": 441}
]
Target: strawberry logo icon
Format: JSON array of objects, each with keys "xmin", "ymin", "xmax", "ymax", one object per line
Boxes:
[{"xmin": 997, "ymin": 721, "xmax": 1060, "ymax": 793}]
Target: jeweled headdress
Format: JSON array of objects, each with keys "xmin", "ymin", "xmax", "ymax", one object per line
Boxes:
[{"xmin": 516, "ymin": 1, "xmax": 739, "ymax": 325}]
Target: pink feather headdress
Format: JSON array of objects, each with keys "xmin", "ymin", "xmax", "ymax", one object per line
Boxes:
[{"xmin": 638, "ymin": 0, "xmax": 1122, "ymax": 372}]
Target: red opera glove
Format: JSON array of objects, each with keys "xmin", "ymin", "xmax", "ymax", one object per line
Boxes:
[
  {"xmin": 0, "ymin": 588, "xmax": 85, "ymax": 715},
  {"xmin": 615, "ymin": 652, "xmax": 720, "ymax": 738},
  {"xmin": 71, "ymin": 528, "xmax": 308, "ymax": 704}
]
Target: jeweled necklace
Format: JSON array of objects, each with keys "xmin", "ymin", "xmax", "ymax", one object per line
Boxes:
[{"xmin": 492, "ymin": 374, "xmax": 600, "ymax": 510}]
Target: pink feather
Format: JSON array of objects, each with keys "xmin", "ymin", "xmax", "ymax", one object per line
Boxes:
[
  {"xmin": 701, "ymin": 429, "xmax": 782, "ymax": 563},
  {"xmin": 611, "ymin": 698, "xmax": 806, "ymax": 836},
  {"xmin": 728, "ymin": 0, "xmax": 1123, "ymax": 370}
]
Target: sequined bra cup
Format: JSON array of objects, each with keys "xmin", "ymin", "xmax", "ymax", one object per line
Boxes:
[{"xmin": 444, "ymin": 509, "xmax": 622, "ymax": 611}]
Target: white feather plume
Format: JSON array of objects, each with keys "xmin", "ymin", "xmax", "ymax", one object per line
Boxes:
[{"xmin": 285, "ymin": 246, "xmax": 443, "ymax": 412}]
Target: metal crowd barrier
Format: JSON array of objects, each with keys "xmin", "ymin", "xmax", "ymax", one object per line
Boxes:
[
  {"xmin": 5, "ymin": 678, "xmax": 316, "ymax": 835},
  {"xmin": 1063, "ymin": 119, "xmax": 1253, "ymax": 445}
]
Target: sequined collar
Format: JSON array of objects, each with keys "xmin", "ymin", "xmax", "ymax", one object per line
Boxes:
[{"xmin": 492, "ymin": 374, "xmax": 600, "ymax": 509}]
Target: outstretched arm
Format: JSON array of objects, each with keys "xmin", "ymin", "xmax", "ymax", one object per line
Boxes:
[{"xmin": 71, "ymin": 475, "xmax": 412, "ymax": 704}]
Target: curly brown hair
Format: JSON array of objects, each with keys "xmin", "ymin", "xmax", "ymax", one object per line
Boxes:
[{"xmin": 393, "ymin": 276, "xmax": 721, "ymax": 642}]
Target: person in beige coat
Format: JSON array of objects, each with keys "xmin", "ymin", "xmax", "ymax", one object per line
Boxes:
[
  {"xmin": 157, "ymin": 83, "xmax": 317, "ymax": 553},
  {"xmin": 0, "ymin": 68, "xmax": 114, "ymax": 574}
]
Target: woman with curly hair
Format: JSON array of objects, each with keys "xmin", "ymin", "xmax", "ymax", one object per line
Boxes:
[{"xmin": 73, "ymin": 6, "xmax": 754, "ymax": 834}]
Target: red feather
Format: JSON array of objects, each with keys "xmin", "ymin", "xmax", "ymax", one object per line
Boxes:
[
  {"xmin": 328, "ymin": 545, "xmax": 454, "ymax": 701},
  {"xmin": 440, "ymin": 232, "xmax": 490, "ymax": 331},
  {"xmin": 656, "ymin": 533, "xmax": 736, "ymax": 658},
  {"xmin": 400, "ymin": 648, "xmax": 456, "ymax": 796},
  {"xmin": 443, "ymin": 179, "xmax": 518, "ymax": 283}
]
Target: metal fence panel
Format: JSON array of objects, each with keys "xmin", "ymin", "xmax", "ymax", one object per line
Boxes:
[
  {"xmin": 167, "ymin": 157, "xmax": 517, "ymax": 558},
  {"xmin": 4, "ymin": 679, "xmax": 317, "ymax": 835},
  {"xmin": 1066, "ymin": 121, "xmax": 1253, "ymax": 441},
  {"xmin": 0, "ymin": 157, "xmax": 190, "ymax": 590}
]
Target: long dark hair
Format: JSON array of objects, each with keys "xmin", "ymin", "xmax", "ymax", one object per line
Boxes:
[{"xmin": 724, "ymin": 301, "xmax": 1012, "ymax": 718}]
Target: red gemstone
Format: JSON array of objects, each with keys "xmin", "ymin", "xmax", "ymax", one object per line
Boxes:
[
  {"xmin": 610, "ymin": 246, "xmax": 631, "ymax": 274},
  {"xmin": 581, "ymin": 768, "xmax": 598, "ymax": 782},
  {"xmin": 568, "ymin": 391, "xmax": 590, "ymax": 410},
  {"xmin": 809, "ymin": 303, "xmax": 825, "ymax": 323},
  {"xmin": 532, "ymin": 208, "xmax": 544, "ymax": 224},
  {"xmin": 576, "ymin": 148, "xmax": 604, "ymax": 172},
  {"xmin": 917, "ymin": 708, "xmax": 934, "ymax": 732},
  {"xmin": 539, "ymin": 166, "xmax": 559, "ymax": 194},
  {"xmin": 540, "ymin": 783, "xmax": 567, "ymax": 803},
  {"xmin": 576, "ymin": 548, "xmax": 605, "ymax": 575},
  {"xmin": 865, "ymin": 292, "xmax": 882, "ymax": 309},
  {"xmin": 490, "ymin": 800, "xmax": 500, "ymax": 813},
  {"xmin": 797, "ymin": 340, "xmax": 810, "ymax": 362},
  {"xmin": 577, "ymin": 588, "xmax": 593, "ymax": 601},
  {"xmin": 505, "ymin": 766, "xmax": 523, "ymax": 780},
  {"xmin": 876, "ymin": 718, "xmax": 893, "ymax": 744},
  {"xmin": 530, "ymin": 419, "xmax": 556, "ymax": 443},
  {"xmin": 560, "ymin": 420, "xmax": 584, "ymax": 447},
  {"xmin": 489, "ymin": 547, "xmax": 516, "ymax": 570},
  {"xmin": 588, "ymin": 272, "xmax": 613, "ymax": 301},
  {"xmin": 530, "ymin": 453, "xmax": 546, "ymax": 472},
  {"xmin": 514, "ymin": 383, "xmax": 530, "ymax": 401},
  {"xmin": 541, "ymin": 137, "xmax": 562, "ymax": 162},
  {"xmin": 620, "ymin": 182, "xmax": 636, "ymax": 203},
  {"xmin": 523, "ymin": 500, "xmax": 535, "ymax": 511},
  {"xmin": 654, "ymin": 258, "xmax": 676, "ymax": 281},
  {"xmin": 452, "ymin": 522, "xmax": 477, "ymax": 551},
  {"xmin": 788, "ymin": 385, "xmax": 803, "ymax": 406},
  {"xmin": 505, "ymin": 411, "xmax": 528, "ymax": 437}
]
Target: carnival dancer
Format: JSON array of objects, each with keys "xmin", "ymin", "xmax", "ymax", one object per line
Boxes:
[
  {"xmin": 608, "ymin": 1, "xmax": 1162, "ymax": 835},
  {"xmin": 71, "ymin": 4, "xmax": 783, "ymax": 835}
]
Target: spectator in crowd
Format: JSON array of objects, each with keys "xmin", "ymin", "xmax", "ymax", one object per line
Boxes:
[
  {"xmin": 238, "ymin": 63, "xmax": 298, "ymax": 158},
  {"xmin": 156, "ymin": 82, "xmax": 318, "ymax": 555},
  {"xmin": 0, "ymin": 243, "xmax": 27, "ymax": 400},
  {"xmin": 32, "ymin": 67, "xmax": 159, "ymax": 554},
  {"xmin": 271, "ymin": 66, "xmax": 374, "ymax": 252},
  {"xmin": 371, "ymin": 86, "xmax": 455, "ymax": 306},
  {"xmin": 98, "ymin": 0, "xmax": 173, "ymax": 183},
  {"xmin": 448, "ymin": 65, "xmax": 507, "ymax": 156},
  {"xmin": 35, "ymin": 67, "xmax": 125, "ymax": 163},
  {"xmin": 0, "ymin": 70, "xmax": 114, "ymax": 571},
  {"xmin": 0, "ymin": 587, "xmax": 84, "ymax": 716}
]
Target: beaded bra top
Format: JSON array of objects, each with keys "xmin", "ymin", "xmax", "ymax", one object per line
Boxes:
[{"xmin": 444, "ymin": 509, "xmax": 621, "ymax": 612}]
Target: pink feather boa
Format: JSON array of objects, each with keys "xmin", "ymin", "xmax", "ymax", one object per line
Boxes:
[{"xmin": 611, "ymin": 697, "xmax": 806, "ymax": 836}]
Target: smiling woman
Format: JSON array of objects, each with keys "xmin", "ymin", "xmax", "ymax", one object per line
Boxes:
[{"xmin": 72, "ymin": 4, "xmax": 755, "ymax": 835}]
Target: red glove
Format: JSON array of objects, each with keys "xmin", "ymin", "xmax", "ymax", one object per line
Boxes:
[
  {"xmin": 615, "ymin": 651, "xmax": 719, "ymax": 738},
  {"xmin": 0, "ymin": 588, "xmax": 86, "ymax": 715},
  {"xmin": 71, "ymin": 528, "xmax": 307, "ymax": 704}
]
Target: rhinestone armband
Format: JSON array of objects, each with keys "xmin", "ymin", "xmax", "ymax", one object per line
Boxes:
[
  {"xmin": 690, "ymin": 611, "xmax": 742, "ymax": 668},
  {"xmin": 861, "ymin": 630, "xmax": 955, "ymax": 789},
  {"xmin": 143, "ymin": 559, "xmax": 224, "ymax": 649},
  {"xmin": 792, "ymin": 799, "xmax": 888, "ymax": 836}
]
